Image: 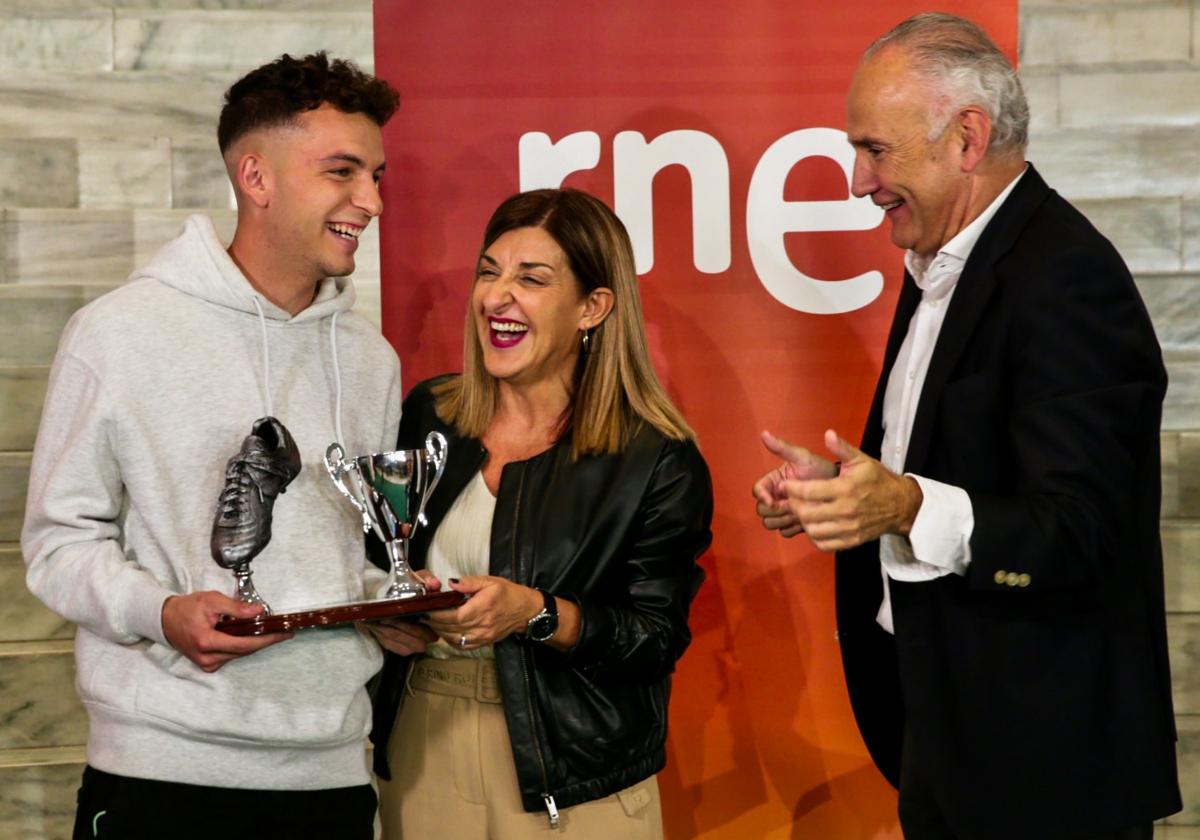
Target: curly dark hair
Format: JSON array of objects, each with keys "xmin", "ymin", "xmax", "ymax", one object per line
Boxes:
[{"xmin": 217, "ymin": 52, "xmax": 400, "ymax": 153}]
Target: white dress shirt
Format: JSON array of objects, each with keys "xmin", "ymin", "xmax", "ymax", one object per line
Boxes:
[{"xmin": 875, "ymin": 169, "xmax": 1025, "ymax": 633}]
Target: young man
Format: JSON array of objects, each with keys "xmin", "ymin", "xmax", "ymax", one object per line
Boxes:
[
  {"xmin": 753, "ymin": 14, "xmax": 1179, "ymax": 840},
  {"xmin": 22, "ymin": 53, "xmax": 401, "ymax": 839}
]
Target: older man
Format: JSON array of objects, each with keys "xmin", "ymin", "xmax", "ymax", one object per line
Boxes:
[{"xmin": 753, "ymin": 13, "xmax": 1180, "ymax": 840}]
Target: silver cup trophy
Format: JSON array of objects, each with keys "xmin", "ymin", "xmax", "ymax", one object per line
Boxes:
[{"xmin": 324, "ymin": 432, "xmax": 448, "ymax": 599}]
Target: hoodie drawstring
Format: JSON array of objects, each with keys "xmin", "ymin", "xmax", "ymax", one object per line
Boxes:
[
  {"xmin": 329, "ymin": 310, "xmax": 346, "ymax": 449},
  {"xmin": 251, "ymin": 295, "xmax": 346, "ymax": 450},
  {"xmin": 251, "ymin": 296, "xmax": 274, "ymax": 418}
]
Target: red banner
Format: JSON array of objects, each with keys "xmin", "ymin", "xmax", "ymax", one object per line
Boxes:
[{"xmin": 374, "ymin": 4, "xmax": 1016, "ymax": 836}]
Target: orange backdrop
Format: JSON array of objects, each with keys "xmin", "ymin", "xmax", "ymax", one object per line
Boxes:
[{"xmin": 373, "ymin": 4, "xmax": 1017, "ymax": 836}]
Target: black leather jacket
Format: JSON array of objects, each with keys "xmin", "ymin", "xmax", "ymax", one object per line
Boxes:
[{"xmin": 370, "ymin": 377, "xmax": 713, "ymax": 815}]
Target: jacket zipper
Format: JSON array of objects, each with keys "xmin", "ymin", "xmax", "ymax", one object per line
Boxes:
[
  {"xmin": 542, "ymin": 793, "xmax": 560, "ymax": 827},
  {"xmin": 512, "ymin": 463, "xmax": 558, "ymax": 828}
]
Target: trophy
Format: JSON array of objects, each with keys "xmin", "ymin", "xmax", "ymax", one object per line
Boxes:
[
  {"xmin": 215, "ymin": 431, "xmax": 466, "ymax": 636},
  {"xmin": 210, "ymin": 416, "xmax": 303, "ymax": 616},
  {"xmin": 324, "ymin": 431, "xmax": 449, "ymax": 599}
]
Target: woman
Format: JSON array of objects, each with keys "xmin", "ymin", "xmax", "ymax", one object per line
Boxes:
[{"xmin": 369, "ymin": 188, "xmax": 713, "ymax": 839}]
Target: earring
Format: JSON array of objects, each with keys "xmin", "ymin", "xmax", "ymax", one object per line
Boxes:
[{"xmin": 582, "ymin": 330, "xmax": 590, "ymax": 350}]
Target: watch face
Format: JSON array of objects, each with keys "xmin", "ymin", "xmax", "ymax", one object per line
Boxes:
[{"xmin": 528, "ymin": 613, "xmax": 557, "ymax": 641}]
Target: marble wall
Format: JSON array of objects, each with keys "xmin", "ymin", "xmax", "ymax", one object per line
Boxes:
[
  {"xmin": 0, "ymin": 2, "xmax": 374, "ymax": 837},
  {"xmin": 0, "ymin": 1, "xmax": 1196, "ymax": 838}
]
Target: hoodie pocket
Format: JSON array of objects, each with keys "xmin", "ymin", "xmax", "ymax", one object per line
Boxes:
[{"xmin": 131, "ymin": 625, "xmax": 381, "ymax": 747}]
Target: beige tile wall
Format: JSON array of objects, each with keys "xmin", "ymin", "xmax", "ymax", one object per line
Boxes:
[{"xmin": 0, "ymin": 3, "xmax": 375, "ymax": 837}]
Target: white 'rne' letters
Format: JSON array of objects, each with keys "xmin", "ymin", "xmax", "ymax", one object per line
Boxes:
[{"xmin": 518, "ymin": 128, "xmax": 884, "ymax": 315}]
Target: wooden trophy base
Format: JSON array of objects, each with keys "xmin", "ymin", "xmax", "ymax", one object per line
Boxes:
[{"xmin": 216, "ymin": 590, "xmax": 469, "ymax": 637}]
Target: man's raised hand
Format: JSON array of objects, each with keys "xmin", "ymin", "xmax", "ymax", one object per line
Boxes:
[{"xmin": 753, "ymin": 430, "xmax": 839, "ymax": 538}]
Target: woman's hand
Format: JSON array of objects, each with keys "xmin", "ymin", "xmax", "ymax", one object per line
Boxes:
[
  {"xmin": 364, "ymin": 570, "xmax": 444, "ymax": 655},
  {"xmin": 365, "ymin": 618, "xmax": 439, "ymax": 655},
  {"xmin": 422, "ymin": 576, "xmax": 542, "ymax": 651}
]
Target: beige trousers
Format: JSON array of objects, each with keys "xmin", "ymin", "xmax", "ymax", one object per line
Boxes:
[{"xmin": 377, "ymin": 656, "xmax": 663, "ymax": 840}]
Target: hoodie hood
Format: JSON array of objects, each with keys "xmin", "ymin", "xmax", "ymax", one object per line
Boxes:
[{"xmin": 133, "ymin": 214, "xmax": 357, "ymax": 324}]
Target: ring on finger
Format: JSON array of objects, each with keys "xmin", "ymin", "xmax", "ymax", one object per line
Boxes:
[{"xmin": 459, "ymin": 633, "xmax": 468, "ymax": 648}]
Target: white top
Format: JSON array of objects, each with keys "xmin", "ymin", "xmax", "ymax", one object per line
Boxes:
[
  {"xmin": 426, "ymin": 470, "xmax": 497, "ymax": 660},
  {"xmin": 875, "ymin": 169, "xmax": 1025, "ymax": 634}
]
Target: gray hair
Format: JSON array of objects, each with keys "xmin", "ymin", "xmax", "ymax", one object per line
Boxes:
[{"xmin": 864, "ymin": 12, "xmax": 1029, "ymax": 159}]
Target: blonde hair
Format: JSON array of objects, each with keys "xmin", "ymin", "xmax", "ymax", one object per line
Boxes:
[{"xmin": 434, "ymin": 188, "xmax": 694, "ymax": 458}]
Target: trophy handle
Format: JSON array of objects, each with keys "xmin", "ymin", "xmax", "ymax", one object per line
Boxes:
[
  {"xmin": 324, "ymin": 443, "xmax": 373, "ymax": 534},
  {"xmin": 414, "ymin": 431, "xmax": 448, "ymax": 531}
]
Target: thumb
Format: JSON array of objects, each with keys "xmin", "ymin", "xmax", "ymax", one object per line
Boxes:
[
  {"xmin": 448, "ymin": 575, "xmax": 487, "ymax": 594},
  {"xmin": 414, "ymin": 570, "xmax": 443, "ymax": 592},
  {"xmin": 209, "ymin": 591, "xmax": 267, "ymax": 619},
  {"xmin": 824, "ymin": 429, "xmax": 863, "ymax": 464},
  {"xmin": 761, "ymin": 430, "xmax": 808, "ymax": 464}
]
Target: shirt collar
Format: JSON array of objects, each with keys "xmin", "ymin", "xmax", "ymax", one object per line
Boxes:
[{"xmin": 904, "ymin": 166, "xmax": 1027, "ymax": 291}]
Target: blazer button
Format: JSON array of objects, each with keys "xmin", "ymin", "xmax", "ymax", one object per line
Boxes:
[
  {"xmin": 994, "ymin": 570, "xmax": 1007, "ymax": 585},
  {"xmin": 1017, "ymin": 573, "xmax": 1031, "ymax": 588},
  {"xmin": 1004, "ymin": 572, "xmax": 1020, "ymax": 587}
]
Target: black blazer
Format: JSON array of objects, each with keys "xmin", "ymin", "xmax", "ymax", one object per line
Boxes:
[{"xmin": 835, "ymin": 166, "xmax": 1181, "ymax": 839}]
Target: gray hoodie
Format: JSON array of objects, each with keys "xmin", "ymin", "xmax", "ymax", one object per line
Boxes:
[{"xmin": 22, "ymin": 214, "xmax": 401, "ymax": 789}]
